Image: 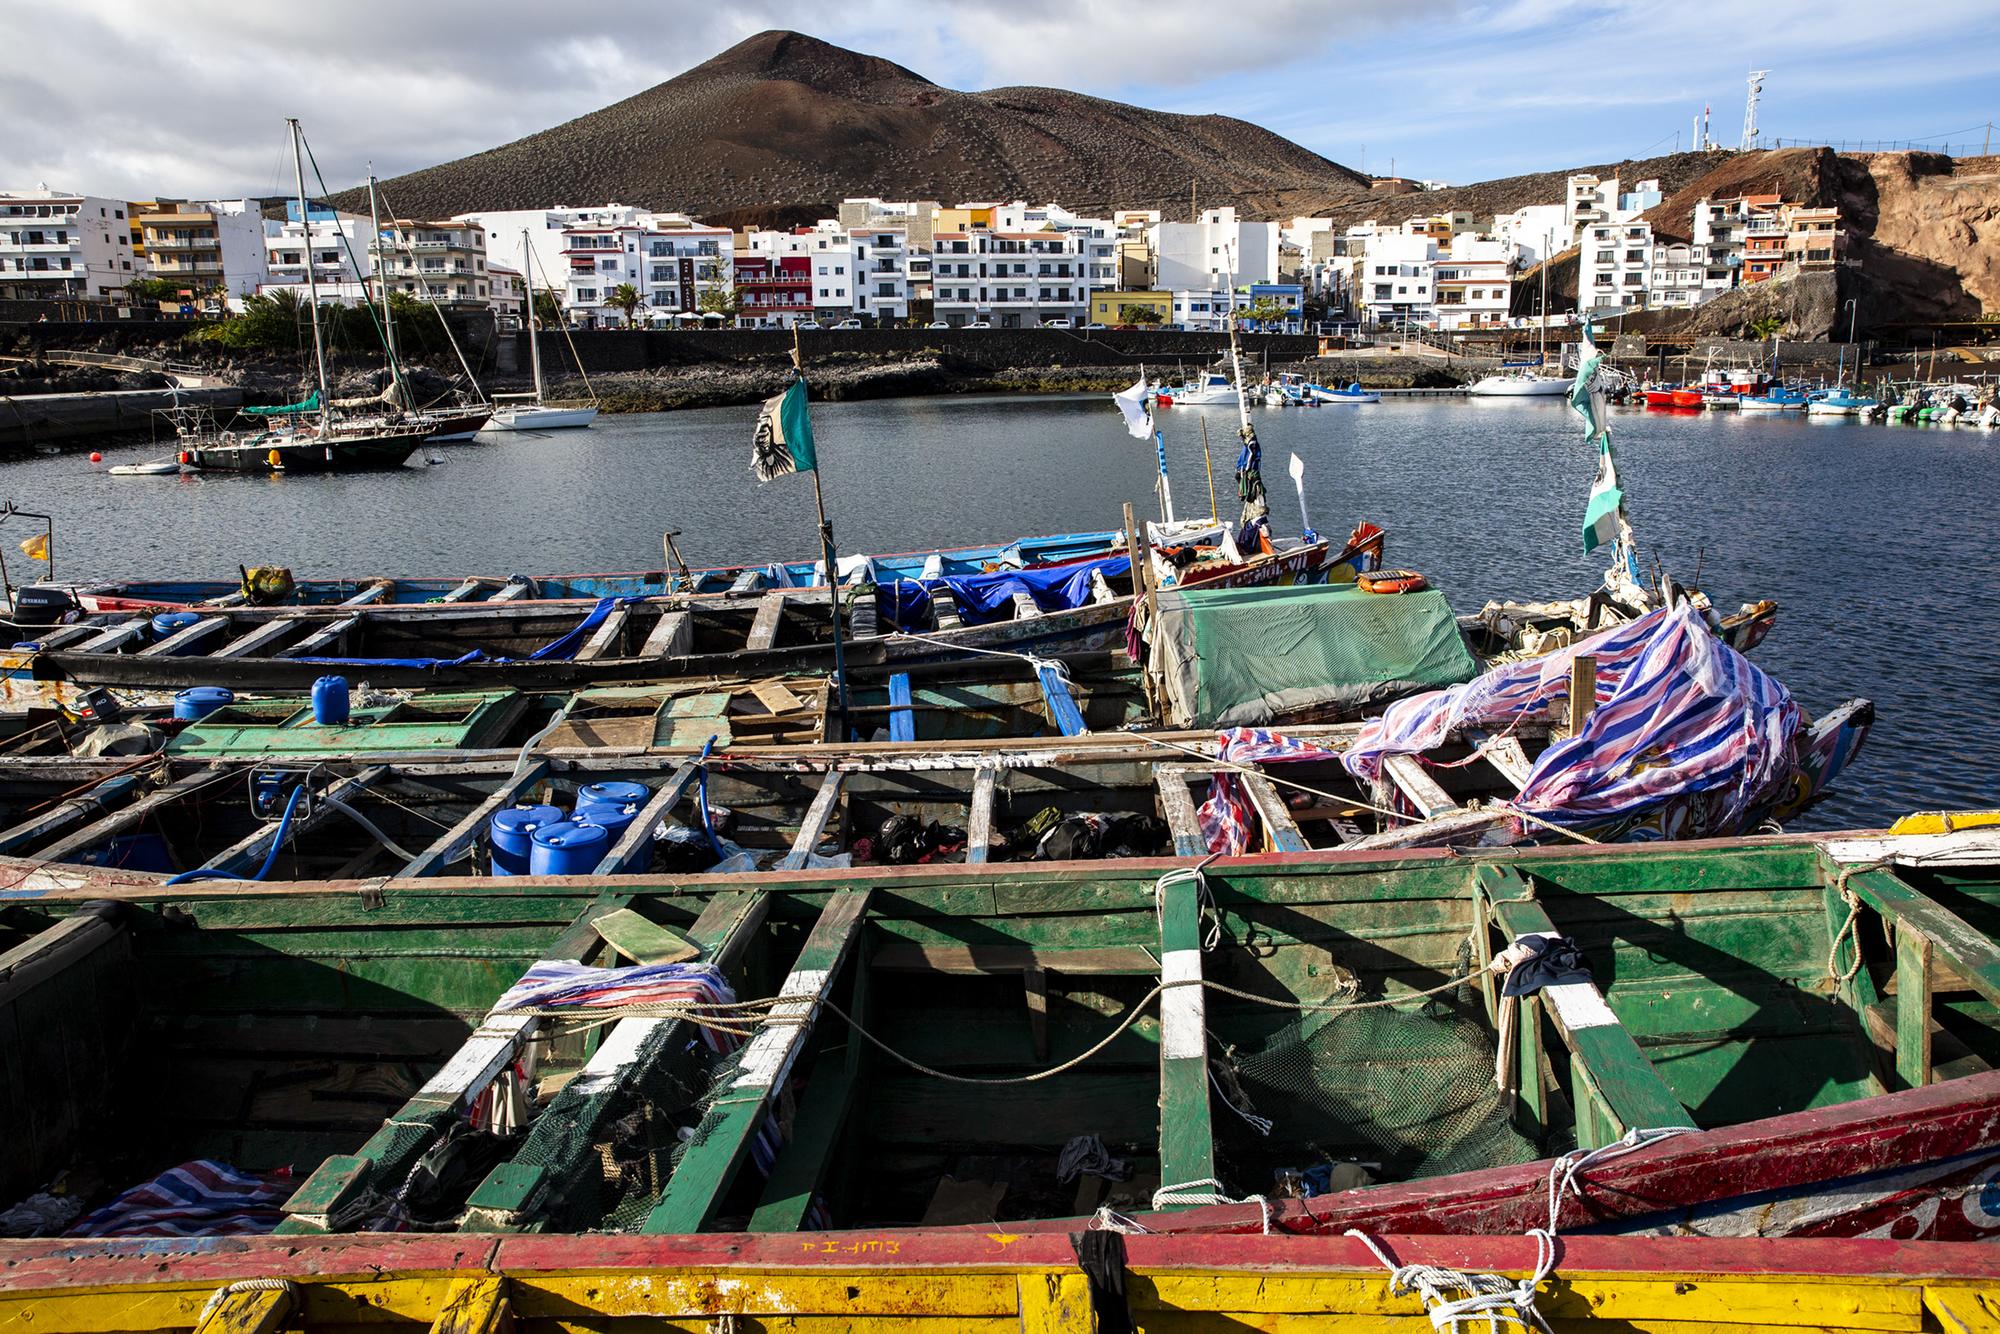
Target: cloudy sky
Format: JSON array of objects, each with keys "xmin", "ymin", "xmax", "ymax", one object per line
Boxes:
[{"xmin": 6, "ymin": 0, "xmax": 1994, "ymax": 200}]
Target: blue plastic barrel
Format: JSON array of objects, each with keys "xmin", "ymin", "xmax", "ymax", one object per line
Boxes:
[
  {"xmin": 151, "ymin": 611, "xmax": 200, "ymax": 640},
  {"xmin": 574, "ymin": 800, "xmax": 639, "ymax": 843},
  {"xmin": 311, "ymin": 675, "xmax": 350, "ymax": 725},
  {"xmin": 529, "ymin": 820, "xmax": 611, "ymax": 876},
  {"xmin": 173, "ymin": 686, "xmax": 234, "ymax": 721},
  {"xmin": 489, "ymin": 803, "xmax": 564, "ymax": 876},
  {"xmin": 577, "ymin": 780, "xmax": 651, "ymax": 809}
]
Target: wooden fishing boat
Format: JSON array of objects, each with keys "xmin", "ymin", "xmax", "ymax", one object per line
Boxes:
[
  {"xmin": 3, "ymin": 1230, "xmax": 1999, "ymax": 1333},
  {"xmin": 5, "ymin": 823, "xmax": 2000, "ymax": 1315},
  {"xmin": 22, "ymin": 519, "xmax": 1361, "ymax": 617},
  {"xmin": 19, "ymin": 529, "xmax": 1372, "ymax": 696}
]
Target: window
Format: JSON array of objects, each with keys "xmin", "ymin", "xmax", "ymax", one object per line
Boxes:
[{"xmin": 114, "ymin": 208, "xmax": 123, "ymax": 219}]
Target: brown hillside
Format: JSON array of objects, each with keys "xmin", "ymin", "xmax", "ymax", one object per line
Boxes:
[{"xmin": 344, "ymin": 30, "xmax": 1369, "ymax": 222}]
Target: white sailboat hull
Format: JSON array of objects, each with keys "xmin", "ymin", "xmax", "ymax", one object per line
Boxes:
[
  {"xmin": 484, "ymin": 405, "xmax": 599, "ymax": 431},
  {"xmin": 1467, "ymin": 375, "xmax": 1570, "ymax": 397}
]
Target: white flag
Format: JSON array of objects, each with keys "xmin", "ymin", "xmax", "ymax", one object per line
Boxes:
[{"xmin": 1112, "ymin": 375, "xmax": 1151, "ymax": 441}]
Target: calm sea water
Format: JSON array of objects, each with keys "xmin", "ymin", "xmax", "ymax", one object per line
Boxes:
[{"xmin": 9, "ymin": 394, "xmax": 1997, "ymax": 829}]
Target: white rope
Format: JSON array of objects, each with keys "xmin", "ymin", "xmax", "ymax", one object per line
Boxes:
[
  {"xmin": 1345, "ymin": 1123, "xmax": 1698, "ymax": 1332},
  {"xmin": 1208, "ymin": 1065, "xmax": 1273, "ymax": 1135},
  {"xmin": 195, "ymin": 1278, "xmax": 296, "ymax": 1328},
  {"xmin": 1826, "ymin": 861, "xmax": 1890, "ymax": 983},
  {"xmin": 1345, "ymin": 1229, "xmax": 1554, "ymax": 1333},
  {"xmin": 1152, "ymin": 1178, "xmax": 1273, "ymax": 1233},
  {"xmin": 1088, "ymin": 1206, "xmax": 1152, "ymax": 1234}
]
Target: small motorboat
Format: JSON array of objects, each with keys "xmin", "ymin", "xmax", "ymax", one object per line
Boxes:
[
  {"xmin": 105, "ymin": 461, "xmax": 186, "ymax": 477},
  {"xmin": 1806, "ymin": 390, "xmax": 1880, "ymax": 417},
  {"xmin": 1739, "ymin": 387, "xmax": 1810, "ymax": 411},
  {"xmin": 1308, "ymin": 380, "xmax": 1380, "ymax": 404}
]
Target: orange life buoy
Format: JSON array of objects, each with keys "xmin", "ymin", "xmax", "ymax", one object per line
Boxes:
[{"xmin": 1359, "ymin": 569, "xmax": 1430, "ymax": 595}]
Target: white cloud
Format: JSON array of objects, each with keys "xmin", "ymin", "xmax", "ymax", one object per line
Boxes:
[{"xmin": 0, "ymin": 0, "xmax": 1986, "ymax": 201}]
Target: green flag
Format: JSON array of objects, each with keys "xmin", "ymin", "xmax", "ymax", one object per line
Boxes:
[{"xmin": 751, "ymin": 379, "xmax": 817, "ymax": 481}]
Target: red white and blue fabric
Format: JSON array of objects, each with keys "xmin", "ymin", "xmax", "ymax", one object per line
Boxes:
[
  {"xmin": 68, "ymin": 1160, "xmax": 293, "ymax": 1238},
  {"xmin": 493, "ymin": 960, "xmax": 739, "ymax": 1053},
  {"xmin": 1343, "ymin": 600, "xmax": 1800, "ymax": 836},
  {"xmin": 493, "ymin": 959, "xmax": 787, "ymax": 1173},
  {"xmin": 1198, "ymin": 727, "xmax": 1341, "ymax": 855}
]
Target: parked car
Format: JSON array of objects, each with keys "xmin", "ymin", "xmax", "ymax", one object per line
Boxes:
[
  {"xmin": 1083, "ymin": 322, "xmax": 1108, "ymax": 330},
  {"xmin": 796, "ymin": 320, "xmax": 821, "ymax": 330},
  {"xmin": 925, "ymin": 321, "xmax": 949, "ymax": 329},
  {"xmin": 1041, "ymin": 317, "xmax": 1073, "ymax": 329},
  {"xmin": 966, "ymin": 321, "xmax": 992, "ymax": 329},
  {"xmin": 831, "ymin": 318, "xmax": 863, "ymax": 330}
]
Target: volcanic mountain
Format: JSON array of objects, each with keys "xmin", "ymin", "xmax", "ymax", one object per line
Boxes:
[{"xmin": 346, "ymin": 30, "xmax": 1369, "ymax": 224}]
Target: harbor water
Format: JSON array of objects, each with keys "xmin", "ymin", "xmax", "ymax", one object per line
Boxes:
[{"xmin": 12, "ymin": 394, "xmax": 1998, "ymax": 830}]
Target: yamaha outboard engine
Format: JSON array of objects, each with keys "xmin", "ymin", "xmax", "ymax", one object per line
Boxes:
[{"xmin": 11, "ymin": 585, "xmax": 78, "ymax": 626}]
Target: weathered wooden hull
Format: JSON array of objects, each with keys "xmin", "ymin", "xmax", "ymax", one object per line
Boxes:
[
  {"xmin": 4, "ymin": 827, "xmax": 1999, "ymax": 1264},
  {"xmin": 3, "ymin": 1231, "xmax": 1999, "ymax": 1331}
]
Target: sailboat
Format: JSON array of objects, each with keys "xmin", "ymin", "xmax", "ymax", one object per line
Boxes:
[
  {"xmin": 182, "ymin": 120, "xmax": 428, "ymax": 474},
  {"xmin": 484, "ymin": 229, "xmax": 599, "ymax": 431},
  {"xmin": 367, "ymin": 170, "xmax": 492, "ymax": 441}
]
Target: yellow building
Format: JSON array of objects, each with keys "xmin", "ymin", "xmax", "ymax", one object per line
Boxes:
[
  {"xmin": 935, "ymin": 203, "xmax": 999, "ymax": 234},
  {"xmin": 1090, "ymin": 290, "xmax": 1171, "ymax": 325}
]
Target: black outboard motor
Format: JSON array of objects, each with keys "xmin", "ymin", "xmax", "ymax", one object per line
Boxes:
[{"xmin": 11, "ymin": 585, "xmax": 78, "ymax": 626}]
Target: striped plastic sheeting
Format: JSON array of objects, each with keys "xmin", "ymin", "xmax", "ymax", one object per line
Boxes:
[
  {"xmin": 1343, "ymin": 601, "xmax": 1800, "ymax": 835},
  {"xmin": 494, "ymin": 960, "xmax": 740, "ymax": 1052},
  {"xmin": 68, "ymin": 1160, "xmax": 293, "ymax": 1238},
  {"xmin": 493, "ymin": 958, "xmax": 785, "ymax": 1173},
  {"xmin": 1198, "ymin": 727, "xmax": 1342, "ymax": 855}
]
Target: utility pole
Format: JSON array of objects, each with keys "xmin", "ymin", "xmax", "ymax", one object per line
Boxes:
[{"xmin": 1741, "ymin": 71, "xmax": 1768, "ymax": 151}]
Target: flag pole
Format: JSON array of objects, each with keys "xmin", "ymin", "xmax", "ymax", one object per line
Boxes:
[{"xmin": 792, "ymin": 326, "xmax": 851, "ymax": 736}]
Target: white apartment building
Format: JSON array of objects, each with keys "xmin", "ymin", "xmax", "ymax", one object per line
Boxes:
[
  {"xmin": 488, "ymin": 265, "xmax": 524, "ymax": 324},
  {"xmin": 1150, "ymin": 206, "xmax": 1280, "ymax": 292},
  {"xmin": 1355, "ymin": 233, "xmax": 1438, "ymax": 327},
  {"xmin": 453, "ymin": 204, "xmax": 648, "ymax": 293},
  {"xmin": 379, "ymin": 218, "xmax": 489, "ymax": 310},
  {"xmin": 1647, "ymin": 239, "xmax": 1707, "ymax": 309},
  {"xmin": 1491, "ymin": 203, "xmax": 1571, "ymax": 263},
  {"xmin": 746, "ymin": 225, "xmax": 854, "ymax": 320},
  {"xmin": 557, "ymin": 214, "xmax": 731, "ymax": 326},
  {"xmin": 265, "ymin": 202, "xmax": 371, "ymax": 288},
  {"xmin": 1168, "ymin": 290, "xmax": 1237, "ymax": 333},
  {"xmin": 136, "ymin": 199, "xmax": 269, "ymax": 301},
  {"xmin": 1690, "ymin": 197, "xmax": 1752, "ymax": 298},
  {"xmin": 1432, "ymin": 236, "xmax": 1513, "ymax": 330},
  {"xmin": 1566, "ymin": 174, "xmax": 1622, "ymax": 235},
  {"xmin": 850, "ymin": 225, "xmax": 911, "ymax": 323},
  {"xmin": 1578, "ymin": 219, "xmax": 1654, "ymax": 313},
  {"xmin": 0, "ymin": 189, "xmax": 137, "ymax": 298},
  {"xmin": 931, "ymin": 230, "xmax": 1087, "ymax": 327},
  {"xmin": 838, "ymin": 197, "xmax": 938, "ymax": 250}
]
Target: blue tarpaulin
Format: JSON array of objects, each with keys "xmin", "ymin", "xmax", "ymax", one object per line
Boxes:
[
  {"xmin": 294, "ymin": 596, "xmax": 639, "ymax": 670},
  {"xmin": 877, "ymin": 554, "xmax": 1130, "ymax": 629}
]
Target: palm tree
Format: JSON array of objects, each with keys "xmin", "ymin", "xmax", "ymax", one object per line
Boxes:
[{"xmin": 609, "ymin": 283, "xmax": 641, "ymax": 328}]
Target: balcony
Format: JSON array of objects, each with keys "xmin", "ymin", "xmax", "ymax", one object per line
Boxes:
[{"xmin": 146, "ymin": 235, "xmax": 219, "ymax": 251}]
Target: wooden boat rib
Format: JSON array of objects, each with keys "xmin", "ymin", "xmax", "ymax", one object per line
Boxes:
[{"xmin": 5, "ymin": 825, "xmax": 1999, "ymax": 1276}]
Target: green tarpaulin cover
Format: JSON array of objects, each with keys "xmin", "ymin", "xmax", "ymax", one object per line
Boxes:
[
  {"xmin": 1149, "ymin": 581, "xmax": 1478, "ymax": 728},
  {"xmin": 242, "ymin": 392, "xmax": 321, "ymax": 416}
]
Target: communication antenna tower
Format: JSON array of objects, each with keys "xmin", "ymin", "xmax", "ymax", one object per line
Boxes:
[{"xmin": 1741, "ymin": 71, "xmax": 1768, "ymax": 150}]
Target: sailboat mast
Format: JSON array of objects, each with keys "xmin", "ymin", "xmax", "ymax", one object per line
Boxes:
[
  {"xmin": 287, "ymin": 117, "xmax": 332, "ymax": 429},
  {"xmin": 369, "ymin": 167, "xmax": 397, "ymax": 371},
  {"xmin": 1540, "ymin": 229, "xmax": 1550, "ymax": 366},
  {"xmin": 1224, "ymin": 269, "xmax": 1251, "ymax": 439},
  {"xmin": 523, "ymin": 228, "xmax": 544, "ymax": 401}
]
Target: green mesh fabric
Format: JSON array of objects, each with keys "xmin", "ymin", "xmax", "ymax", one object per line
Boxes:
[
  {"xmin": 1150, "ymin": 583, "xmax": 1478, "ymax": 728},
  {"xmin": 1217, "ymin": 991, "xmax": 1549, "ymax": 1186}
]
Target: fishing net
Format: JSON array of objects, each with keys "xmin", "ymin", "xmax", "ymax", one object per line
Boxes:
[
  {"xmin": 498, "ymin": 1026, "xmax": 727, "ymax": 1233},
  {"xmin": 1215, "ymin": 983, "xmax": 1551, "ymax": 1189}
]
